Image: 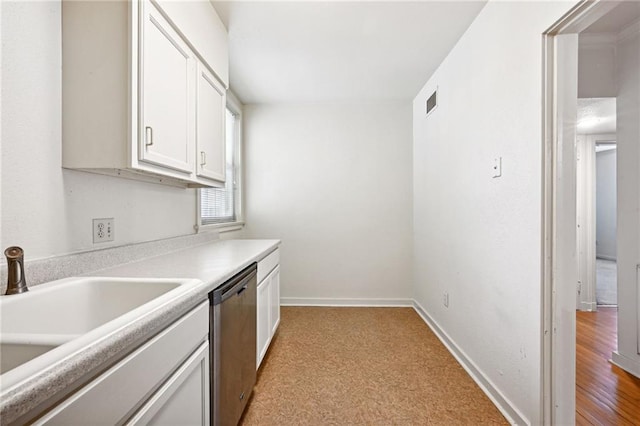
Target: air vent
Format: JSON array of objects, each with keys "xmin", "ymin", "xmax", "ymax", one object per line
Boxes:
[{"xmin": 426, "ymin": 90, "xmax": 437, "ymax": 116}]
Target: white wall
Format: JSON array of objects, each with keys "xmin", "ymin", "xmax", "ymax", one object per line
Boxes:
[
  {"xmin": 412, "ymin": 2, "xmax": 576, "ymax": 424},
  {"xmin": 1, "ymin": 1, "xmax": 198, "ymax": 261},
  {"xmin": 613, "ymin": 23, "xmax": 640, "ymax": 375},
  {"xmin": 596, "ymin": 148, "xmax": 617, "ymax": 260},
  {"xmin": 242, "ymin": 102, "xmax": 413, "ymax": 303}
]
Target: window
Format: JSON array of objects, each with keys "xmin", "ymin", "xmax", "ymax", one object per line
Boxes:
[{"xmin": 199, "ymin": 99, "xmax": 242, "ymax": 229}]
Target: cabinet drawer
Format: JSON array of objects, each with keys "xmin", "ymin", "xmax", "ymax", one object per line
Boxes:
[
  {"xmin": 35, "ymin": 302, "xmax": 209, "ymax": 425},
  {"xmin": 257, "ymin": 248, "xmax": 279, "ymax": 284}
]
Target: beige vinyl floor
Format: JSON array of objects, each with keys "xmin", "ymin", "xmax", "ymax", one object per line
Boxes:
[{"xmin": 240, "ymin": 307, "xmax": 507, "ymax": 425}]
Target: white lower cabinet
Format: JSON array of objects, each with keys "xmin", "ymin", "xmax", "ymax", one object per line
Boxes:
[
  {"xmin": 269, "ymin": 268, "xmax": 281, "ymax": 336},
  {"xmin": 257, "ymin": 275, "xmax": 270, "ymax": 367},
  {"xmin": 256, "ymin": 261, "xmax": 280, "ymax": 369},
  {"xmin": 34, "ymin": 302, "xmax": 209, "ymax": 425},
  {"xmin": 128, "ymin": 342, "xmax": 209, "ymax": 425}
]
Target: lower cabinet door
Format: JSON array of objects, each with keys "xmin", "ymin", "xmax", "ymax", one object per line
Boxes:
[
  {"xmin": 33, "ymin": 303, "xmax": 208, "ymax": 425},
  {"xmin": 256, "ymin": 277, "xmax": 270, "ymax": 368},
  {"xmin": 269, "ymin": 266, "xmax": 280, "ymax": 336},
  {"xmin": 127, "ymin": 341, "xmax": 210, "ymax": 425}
]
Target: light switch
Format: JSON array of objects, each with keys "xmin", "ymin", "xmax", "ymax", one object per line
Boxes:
[{"xmin": 492, "ymin": 157, "xmax": 502, "ymax": 178}]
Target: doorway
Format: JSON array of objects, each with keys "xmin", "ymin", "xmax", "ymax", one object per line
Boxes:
[
  {"xmin": 595, "ymin": 139, "xmax": 617, "ymax": 307},
  {"xmin": 576, "ymin": 98, "xmax": 617, "ymax": 311},
  {"xmin": 543, "ymin": 1, "xmax": 640, "ymax": 424}
]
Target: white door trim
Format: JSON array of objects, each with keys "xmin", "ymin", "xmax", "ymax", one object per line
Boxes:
[{"xmin": 542, "ymin": 1, "xmax": 623, "ymax": 424}]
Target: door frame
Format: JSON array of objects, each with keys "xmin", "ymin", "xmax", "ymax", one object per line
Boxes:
[{"xmin": 541, "ymin": 1, "xmax": 621, "ymax": 424}]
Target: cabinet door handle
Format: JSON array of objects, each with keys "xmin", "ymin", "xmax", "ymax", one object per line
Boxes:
[
  {"xmin": 145, "ymin": 126, "xmax": 153, "ymax": 147},
  {"xmin": 200, "ymin": 151, "xmax": 206, "ymax": 166}
]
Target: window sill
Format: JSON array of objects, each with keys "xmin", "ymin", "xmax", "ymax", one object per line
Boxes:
[{"xmin": 197, "ymin": 221, "xmax": 245, "ymax": 234}]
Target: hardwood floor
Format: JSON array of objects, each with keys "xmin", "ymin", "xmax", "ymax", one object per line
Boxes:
[{"xmin": 576, "ymin": 308, "xmax": 640, "ymax": 425}]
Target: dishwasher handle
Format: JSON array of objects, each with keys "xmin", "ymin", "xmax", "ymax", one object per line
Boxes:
[{"xmin": 210, "ymin": 263, "xmax": 256, "ymax": 305}]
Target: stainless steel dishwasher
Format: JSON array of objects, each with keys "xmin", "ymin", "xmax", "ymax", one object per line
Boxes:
[{"xmin": 210, "ymin": 263, "xmax": 257, "ymax": 426}]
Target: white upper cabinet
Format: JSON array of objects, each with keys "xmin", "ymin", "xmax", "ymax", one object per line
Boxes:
[
  {"xmin": 62, "ymin": 0, "xmax": 228, "ymax": 188},
  {"xmin": 153, "ymin": 0, "xmax": 229, "ymax": 86},
  {"xmin": 140, "ymin": 1, "xmax": 196, "ymax": 174},
  {"xmin": 196, "ymin": 64, "xmax": 226, "ymax": 182}
]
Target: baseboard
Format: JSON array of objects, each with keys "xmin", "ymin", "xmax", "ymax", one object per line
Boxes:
[
  {"xmin": 280, "ymin": 297, "xmax": 413, "ymax": 307},
  {"xmin": 412, "ymin": 301, "xmax": 528, "ymax": 426},
  {"xmin": 596, "ymin": 255, "xmax": 616, "ymax": 261},
  {"xmin": 611, "ymin": 351, "xmax": 640, "ymax": 378},
  {"xmin": 579, "ymin": 301, "xmax": 598, "ymax": 311}
]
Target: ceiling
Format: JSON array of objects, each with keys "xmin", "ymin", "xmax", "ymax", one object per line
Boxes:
[
  {"xmin": 211, "ymin": 1, "xmax": 487, "ymax": 104},
  {"xmin": 577, "ymin": 98, "xmax": 616, "ymax": 135},
  {"xmin": 583, "ymin": 1, "xmax": 640, "ymax": 34},
  {"xmin": 577, "ymin": 3, "xmax": 639, "ymax": 135}
]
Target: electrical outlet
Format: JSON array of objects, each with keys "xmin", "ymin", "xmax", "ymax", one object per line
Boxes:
[
  {"xmin": 443, "ymin": 291, "xmax": 449, "ymax": 308},
  {"xmin": 93, "ymin": 218, "xmax": 114, "ymax": 243}
]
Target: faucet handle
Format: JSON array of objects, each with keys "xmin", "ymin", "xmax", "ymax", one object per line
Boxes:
[
  {"xmin": 5, "ymin": 246, "xmax": 24, "ymax": 260},
  {"xmin": 5, "ymin": 246, "xmax": 28, "ymax": 295}
]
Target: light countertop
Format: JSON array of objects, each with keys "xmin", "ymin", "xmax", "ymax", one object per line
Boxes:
[
  {"xmin": 0, "ymin": 238, "xmax": 280, "ymax": 424},
  {"xmin": 95, "ymin": 239, "xmax": 279, "ymax": 287}
]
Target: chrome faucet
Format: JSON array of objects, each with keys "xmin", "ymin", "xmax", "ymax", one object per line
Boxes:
[{"xmin": 5, "ymin": 246, "xmax": 28, "ymax": 295}]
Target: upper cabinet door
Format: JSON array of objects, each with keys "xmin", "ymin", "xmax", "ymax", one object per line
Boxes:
[
  {"xmin": 139, "ymin": 1, "xmax": 195, "ymax": 174},
  {"xmin": 196, "ymin": 64, "xmax": 226, "ymax": 182}
]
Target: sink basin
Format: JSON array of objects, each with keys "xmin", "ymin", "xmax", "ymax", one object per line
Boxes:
[
  {"xmin": 0, "ymin": 342, "xmax": 59, "ymax": 375},
  {"xmin": 1, "ymin": 278, "xmax": 182, "ymax": 336},
  {"xmin": 0, "ymin": 277, "xmax": 197, "ymax": 378}
]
